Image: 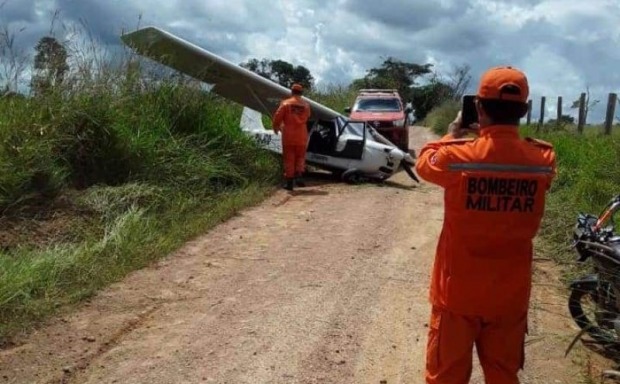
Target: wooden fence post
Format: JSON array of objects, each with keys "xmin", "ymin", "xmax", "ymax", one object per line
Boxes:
[
  {"xmin": 577, "ymin": 92, "xmax": 586, "ymax": 133},
  {"xmin": 604, "ymin": 93, "xmax": 617, "ymax": 135},
  {"xmin": 538, "ymin": 97, "xmax": 546, "ymax": 129},
  {"xmin": 556, "ymin": 96, "xmax": 562, "ymax": 128},
  {"xmin": 526, "ymin": 100, "xmax": 532, "ymax": 125}
]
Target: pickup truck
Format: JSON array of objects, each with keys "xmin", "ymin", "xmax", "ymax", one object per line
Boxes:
[{"xmin": 345, "ymin": 89, "xmax": 413, "ymax": 152}]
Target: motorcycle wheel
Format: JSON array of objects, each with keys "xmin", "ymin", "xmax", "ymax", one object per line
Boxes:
[{"xmin": 568, "ymin": 285, "xmax": 618, "ymax": 345}]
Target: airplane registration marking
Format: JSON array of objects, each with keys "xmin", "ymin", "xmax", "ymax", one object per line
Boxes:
[{"xmin": 254, "ymin": 133, "xmax": 272, "ymax": 145}]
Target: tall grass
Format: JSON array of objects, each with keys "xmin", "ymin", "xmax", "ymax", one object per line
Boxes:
[
  {"xmin": 423, "ymin": 99, "xmax": 460, "ymax": 135},
  {"xmin": 309, "ymin": 84, "xmax": 358, "ymax": 115},
  {"xmin": 519, "ymin": 126, "xmax": 620, "ymax": 267},
  {"xmin": 0, "ymin": 24, "xmax": 280, "ymax": 343}
]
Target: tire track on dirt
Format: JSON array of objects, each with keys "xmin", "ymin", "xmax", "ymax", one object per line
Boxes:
[{"xmin": 55, "ymin": 306, "xmax": 159, "ymax": 384}]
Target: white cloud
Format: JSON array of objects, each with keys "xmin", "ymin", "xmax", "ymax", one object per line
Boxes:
[
  {"xmin": 521, "ymin": 45, "xmax": 585, "ymax": 120},
  {"xmin": 1, "ymin": 0, "xmax": 618, "ymax": 121}
]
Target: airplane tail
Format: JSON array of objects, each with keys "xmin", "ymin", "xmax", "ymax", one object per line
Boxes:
[{"xmin": 240, "ymin": 107, "xmax": 267, "ymax": 132}]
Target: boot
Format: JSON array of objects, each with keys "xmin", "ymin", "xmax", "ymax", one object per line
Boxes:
[
  {"xmin": 283, "ymin": 178, "xmax": 294, "ymax": 191},
  {"xmin": 295, "ymin": 176, "xmax": 306, "ymax": 188}
]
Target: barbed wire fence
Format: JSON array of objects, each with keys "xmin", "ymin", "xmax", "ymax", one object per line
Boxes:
[{"xmin": 527, "ymin": 92, "xmax": 618, "ymax": 135}]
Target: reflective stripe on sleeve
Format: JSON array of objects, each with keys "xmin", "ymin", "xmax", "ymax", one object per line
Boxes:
[{"xmin": 448, "ymin": 163, "xmax": 553, "ymax": 174}]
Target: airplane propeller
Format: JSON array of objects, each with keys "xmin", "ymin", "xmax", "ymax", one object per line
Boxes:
[{"xmin": 401, "ymin": 159, "xmax": 420, "ymax": 183}]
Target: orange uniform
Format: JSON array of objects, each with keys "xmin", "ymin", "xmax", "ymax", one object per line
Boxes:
[
  {"xmin": 416, "ymin": 66, "xmax": 557, "ymax": 384},
  {"xmin": 272, "ymin": 92, "xmax": 311, "ymax": 179}
]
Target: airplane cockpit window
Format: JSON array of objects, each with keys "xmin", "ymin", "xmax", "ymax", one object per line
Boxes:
[
  {"xmin": 339, "ymin": 121, "xmax": 365, "ymax": 138},
  {"xmin": 335, "ymin": 121, "xmax": 365, "ymax": 159}
]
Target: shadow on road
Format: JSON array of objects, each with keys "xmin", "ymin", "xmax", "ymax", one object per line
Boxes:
[
  {"xmin": 289, "ymin": 189, "xmax": 330, "ymax": 197},
  {"xmin": 375, "ymin": 179, "xmax": 418, "ymax": 191},
  {"xmin": 299, "ymin": 170, "xmax": 419, "ymax": 192}
]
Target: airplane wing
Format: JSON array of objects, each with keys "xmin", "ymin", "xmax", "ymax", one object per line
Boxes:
[{"xmin": 120, "ymin": 26, "xmax": 341, "ymax": 121}]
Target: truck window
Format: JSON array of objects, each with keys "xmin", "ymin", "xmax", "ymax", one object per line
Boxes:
[{"xmin": 354, "ymin": 98, "xmax": 401, "ymax": 112}]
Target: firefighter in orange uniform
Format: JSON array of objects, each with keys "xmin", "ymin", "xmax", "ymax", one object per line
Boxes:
[
  {"xmin": 415, "ymin": 66, "xmax": 557, "ymax": 384},
  {"xmin": 272, "ymin": 83, "xmax": 312, "ymax": 191}
]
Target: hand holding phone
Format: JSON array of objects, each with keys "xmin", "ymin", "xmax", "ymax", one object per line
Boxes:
[
  {"xmin": 447, "ymin": 97, "xmax": 480, "ymax": 139},
  {"xmin": 460, "ymin": 95, "xmax": 479, "ymax": 130}
]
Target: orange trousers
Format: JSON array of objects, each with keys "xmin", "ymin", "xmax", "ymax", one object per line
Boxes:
[
  {"xmin": 283, "ymin": 144, "xmax": 306, "ymax": 179},
  {"xmin": 426, "ymin": 307, "xmax": 527, "ymax": 384}
]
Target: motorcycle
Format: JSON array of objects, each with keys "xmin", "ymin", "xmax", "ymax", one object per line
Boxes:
[{"xmin": 568, "ymin": 194, "xmax": 620, "ymax": 347}]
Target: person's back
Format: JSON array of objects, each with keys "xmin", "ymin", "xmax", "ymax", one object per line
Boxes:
[
  {"xmin": 422, "ymin": 127, "xmax": 555, "ymax": 317},
  {"xmin": 272, "ymin": 84, "xmax": 311, "ymax": 190},
  {"xmin": 415, "ymin": 66, "xmax": 556, "ymax": 384},
  {"xmin": 275, "ymin": 95, "xmax": 310, "ymax": 146}
]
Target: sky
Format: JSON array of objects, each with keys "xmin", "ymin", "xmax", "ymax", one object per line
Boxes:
[{"xmin": 1, "ymin": 0, "xmax": 619, "ymax": 123}]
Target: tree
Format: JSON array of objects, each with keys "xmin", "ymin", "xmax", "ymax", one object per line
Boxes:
[
  {"xmin": 410, "ymin": 80, "xmax": 453, "ymax": 121},
  {"xmin": 30, "ymin": 36, "xmax": 69, "ymax": 95},
  {"xmin": 405, "ymin": 65, "xmax": 472, "ymax": 121},
  {"xmin": 241, "ymin": 58, "xmax": 272, "ymax": 79},
  {"xmin": 351, "ymin": 57, "xmax": 433, "ymax": 102},
  {"xmin": 546, "ymin": 114, "xmax": 575, "ymax": 129},
  {"xmin": 444, "ymin": 64, "xmax": 472, "ymax": 100},
  {"xmin": 291, "ymin": 65, "xmax": 313, "ymax": 90},
  {"xmin": 349, "ymin": 57, "xmax": 468, "ymax": 120},
  {"xmin": 240, "ymin": 58, "xmax": 314, "ymax": 91},
  {"xmin": 559, "ymin": 114, "xmax": 575, "ymax": 124},
  {"xmin": 571, "ymin": 86, "xmax": 599, "ymax": 125}
]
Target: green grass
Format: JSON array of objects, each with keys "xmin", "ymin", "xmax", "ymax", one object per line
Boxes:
[
  {"xmin": 309, "ymin": 84, "xmax": 358, "ymax": 115},
  {"xmin": 0, "ymin": 184, "xmax": 273, "ymax": 341},
  {"xmin": 520, "ymin": 125, "xmax": 620, "ymax": 270},
  {"xmin": 0, "ymin": 54, "xmax": 281, "ymax": 343},
  {"xmin": 422, "ymin": 99, "xmax": 460, "ymax": 135}
]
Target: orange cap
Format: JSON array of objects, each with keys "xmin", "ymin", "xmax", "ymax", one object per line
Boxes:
[
  {"xmin": 291, "ymin": 83, "xmax": 303, "ymax": 92},
  {"xmin": 477, "ymin": 66, "xmax": 529, "ymax": 103}
]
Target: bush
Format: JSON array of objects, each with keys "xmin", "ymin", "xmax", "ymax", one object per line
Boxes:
[
  {"xmin": 423, "ymin": 100, "xmax": 460, "ymax": 135},
  {"xmin": 0, "ymin": 78, "xmax": 280, "ymax": 211}
]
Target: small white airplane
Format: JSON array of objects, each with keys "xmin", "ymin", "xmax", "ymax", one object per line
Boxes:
[{"xmin": 120, "ymin": 26, "xmax": 420, "ymax": 183}]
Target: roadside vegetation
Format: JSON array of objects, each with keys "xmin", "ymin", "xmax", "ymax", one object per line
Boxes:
[
  {"xmin": 309, "ymin": 85, "xmax": 358, "ymax": 115},
  {"xmin": 522, "ymin": 125, "xmax": 620, "ymax": 272},
  {"xmin": 0, "ymin": 25, "xmax": 280, "ymax": 343}
]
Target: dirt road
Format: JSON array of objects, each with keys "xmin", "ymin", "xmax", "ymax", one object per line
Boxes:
[{"xmin": 1, "ymin": 128, "xmax": 586, "ymax": 383}]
